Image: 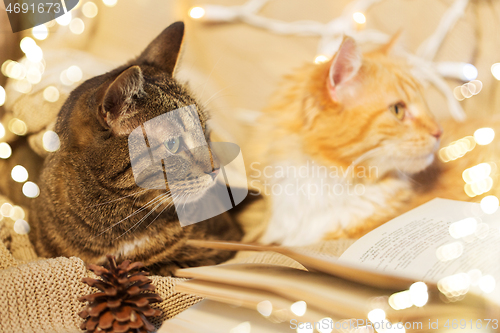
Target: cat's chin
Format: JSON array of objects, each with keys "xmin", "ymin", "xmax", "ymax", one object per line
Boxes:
[{"xmin": 401, "ymin": 153, "xmax": 435, "ymax": 174}]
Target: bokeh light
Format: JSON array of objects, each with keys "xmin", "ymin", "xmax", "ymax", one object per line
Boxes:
[
  {"xmin": 11, "ymin": 165, "xmax": 28, "ymax": 183},
  {"xmin": 66, "ymin": 65, "xmax": 83, "ymax": 82},
  {"xmin": 256, "ymin": 300, "xmax": 272, "ymax": 317},
  {"xmin": 0, "ymin": 86, "xmax": 5, "ymax": 106},
  {"xmin": 189, "ymin": 7, "xmax": 205, "ymax": 19},
  {"xmin": 0, "ymin": 142, "xmax": 12, "ymax": 159},
  {"xmin": 8, "ymin": 118, "xmax": 28, "ymax": 136},
  {"xmin": 69, "ymin": 18, "xmax": 85, "ymax": 34},
  {"xmin": 480, "ymin": 195, "xmax": 499, "ymax": 214},
  {"xmin": 32, "ymin": 24, "xmax": 49, "ymax": 40},
  {"xmin": 474, "ymin": 128, "xmax": 495, "ymax": 145},
  {"xmin": 83, "ymin": 1, "xmax": 98, "ymax": 18},
  {"xmin": 102, "ymin": 0, "xmax": 118, "ymax": 7},
  {"xmin": 42, "ymin": 130, "xmax": 61, "ymax": 152},
  {"xmin": 353, "ymin": 12, "xmax": 366, "ymax": 24},
  {"xmin": 290, "ymin": 301, "xmax": 307, "ymax": 316},
  {"xmin": 56, "ymin": 12, "xmax": 72, "ymax": 26},
  {"xmin": 491, "ymin": 63, "xmax": 500, "ymax": 80},
  {"xmin": 314, "ymin": 55, "xmax": 329, "ymax": 64},
  {"xmin": 22, "ymin": 181, "xmax": 40, "ymax": 198},
  {"xmin": 14, "ymin": 219, "xmax": 30, "ymax": 234},
  {"xmin": 43, "ymin": 86, "xmax": 60, "ymax": 102}
]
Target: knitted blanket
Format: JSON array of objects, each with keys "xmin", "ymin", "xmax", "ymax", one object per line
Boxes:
[{"xmin": 0, "ymin": 194, "xmax": 354, "ymax": 333}]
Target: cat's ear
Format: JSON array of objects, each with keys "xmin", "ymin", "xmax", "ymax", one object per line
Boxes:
[
  {"xmin": 136, "ymin": 21, "xmax": 185, "ymax": 75},
  {"xmin": 100, "ymin": 66, "xmax": 144, "ymax": 134},
  {"xmin": 328, "ymin": 36, "xmax": 362, "ymax": 102}
]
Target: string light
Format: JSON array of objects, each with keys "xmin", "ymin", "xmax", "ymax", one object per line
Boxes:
[
  {"xmin": 449, "ymin": 217, "xmax": 478, "ymax": 239},
  {"xmin": 256, "ymin": 300, "xmax": 272, "ymax": 317},
  {"xmin": 8, "ymin": 118, "xmax": 28, "ymax": 136},
  {"xmin": 43, "ymin": 86, "xmax": 60, "ymax": 102},
  {"xmin": 189, "ymin": 7, "xmax": 206, "ymax": 19},
  {"xmin": 480, "ymin": 195, "xmax": 499, "ymax": 214},
  {"xmin": 32, "ymin": 24, "xmax": 49, "ymax": 40},
  {"xmin": 11, "ymin": 165, "xmax": 29, "ymax": 183},
  {"xmin": 491, "ymin": 63, "xmax": 500, "ymax": 80},
  {"xmin": 22, "ymin": 181, "xmax": 40, "ymax": 198},
  {"xmin": 352, "ymin": 12, "xmax": 366, "ymax": 24},
  {"xmin": 66, "ymin": 65, "xmax": 83, "ymax": 82},
  {"xmin": 290, "ymin": 301, "xmax": 307, "ymax": 316},
  {"xmin": 0, "ymin": 142, "xmax": 12, "ymax": 159},
  {"xmin": 0, "ymin": 86, "xmax": 5, "ymax": 106},
  {"xmin": 102, "ymin": 0, "xmax": 118, "ymax": 7},
  {"xmin": 314, "ymin": 55, "xmax": 329, "ymax": 64},
  {"xmin": 56, "ymin": 12, "xmax": 72, "ymax": 26},
  {"xmin": 478, "ymin": 275, "xmax": 496, "ymax": 293},
  {"xmin": 438, "ymin": 136, "xmax": 475, "ymax": 162},
  {"xmin": 474, "ymin": 128, "xmax": 495, "ymax": 145},
  {"xmin": 69, "ymin": 18, "xmax": 85, "ymax": 34},
  {"xmin": 82, "ymin": 1, "xmax": 98, "ymax": 18},
  {"xmin": 42, "ymin": 130, "xmax": 61, "ymax": 152},
  {"xmin": 367, "ymin": 308, "xmax": 385, "ymax": 322},
  {"xmin": 453, "ymin": 80, "xmax": 482, "ymax": 101},
  {"xmin": 14, "ymin": 219, "xmax": 30, "ymax": 235},
  {"xmin": 0, "ymin": 123, "xmax": 5, "ymax": 139}
]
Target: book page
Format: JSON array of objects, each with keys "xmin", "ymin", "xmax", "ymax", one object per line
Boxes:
[{"xmin": 340, "ymin": 198, "xmax": 500, "ymax": 304}]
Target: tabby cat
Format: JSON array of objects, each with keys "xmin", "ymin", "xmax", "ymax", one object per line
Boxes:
[
  {"xmin": 250, "ymin": 36, "xmax": 500, "ymax": 246},
  {"xmin": 29, "ymin": 22, "xmax": 243, "ymax": 275}
]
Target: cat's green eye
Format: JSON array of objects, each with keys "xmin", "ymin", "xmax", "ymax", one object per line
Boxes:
[
  {"xmin": 164, "ymin": 137, "xmax": 182, "ymax": 154},
  {"xmin": 389, "ymin": 103, "xmax": 405, "ymax": 121}
]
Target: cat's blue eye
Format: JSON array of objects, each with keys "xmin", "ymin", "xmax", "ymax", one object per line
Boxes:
[
  {"xmin": 389, "ymin": 103, "xmax": 405, "ymax": 121},
  {"xmin": 164, "ymin": 137, "xmax": 182, "ymax": 154}
]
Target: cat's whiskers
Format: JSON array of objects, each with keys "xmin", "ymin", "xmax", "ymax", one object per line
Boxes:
[
  {"xmin": 115, "ymin": 199, "xmax": 166, "ymax": 240},
  {"xmin": 93, "ymin": 191, "xmax": 171, "ymax": 237}
]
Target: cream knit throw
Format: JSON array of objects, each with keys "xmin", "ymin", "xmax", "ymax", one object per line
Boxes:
[{"xmin": 0, "ymin": 196, "xmax": 354, "ymax": 333}]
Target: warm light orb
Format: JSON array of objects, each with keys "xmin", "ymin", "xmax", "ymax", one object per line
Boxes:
[
  {"xmin": 256, "ymin": 300, "xmax": 272, "ymax": 317},
  {"xmin": 478, "ymin": 275, "xmax": 496, "ymax": 293},
  {"xmin": 0, "ymin": 123, "xmax": 5, "ymax": 139},
  {"xmin": 70, "ymin": 18, "xmax": 85, "ymax": 34},
  {"xmin": 367, "ymin": 308, "xmax": 385, "ymax": 323},
  {"xmin": 11, "ymin": 165, "xmax": 29, "ymax": 183},
  {"xmin": 23, "ymin": 181, "xmax": 40, "ymax": 198},
  {"xmin": 491, "ymin": 63, "xmax": 500, "ymax": 80},
  {"xmin": 409, "ymin": 282, "xmax": 428, "ymax": 307},
  {"xmin": 83, "ymin": 1, "xmax": 98, "ymax": 18},
  {"xmin": 43, "ymin": 86, "xmax": 60, "ymax": 102},
  {"xmin": 436, "ymin": 242, "xmax": 463, "ymax": 261},
  {"xmin": 56, "ymin": 12, "xmax": 72, "ymax": 26},
  {"xmin": 14, "ymin": 219, "xmax": 30, "ymax": 234},
  {"xmin": 480, "ymin": 195, "xmax": 499, "ymax": 214},
  {"xmin": 25, "ymin": 45, "xmax": 43, "ymax": 63},
  {"xmin": 462, "ymin": 64, "xmax": 478, "ymax": 81},
  {"xmin": 66, "ymin": 65, "xmax": 83, "ymax": 82},
  {"xmin": 314, "ymin": 55, "xmax": 329, "ymax": 64},
  {"xmin": 352, "ymin": 12, "xmax": 366, "ymax": 24},
  {"xmin": 290, "ymin": 301, "xmax": 307, "ymax": 316},
  {"xmin": 449, "ymin": 217, "xmax": 478, "ymax": 239},
  {"xmin": 32, "ymin": 24, "xmax": 49, "ymax": 40},
  {"xmin": 60, "ymin": 70, "xmax": 73, "ymax": 86},
  {"xmin": 20, "ymin": 37, "xmax": 37, "ymax": 54},
  {"xmin": 230, "ymin": 321, "xmax": 251, "ymax": 333},
  {"xmin": 9, "ymin": 118, "xmax": 28, "ymax": 136},
  {"xmin": 0, "ymin": 142, "xmax": 12, "ymax": 159},
  {"xmin": 189, "ymin": 7, "xmax": 205, "ymax": 19},
  {"xmin": 0, "ymin": 86, "xmax": 5, "ymax": 106},
  {"xmin": 102, "ymin": 0, "xmax": 118, "ymax": 7},
  {"xmin": 0, "ymin": 203, "xmax": 13, "ymax": 217},
  {"xmin": 474, "ymin": 128, "xmax": 495, "ymax": 145},
  {"xmin": 43, "ymin": 130, "xmax": 61, "ymax": 152}
]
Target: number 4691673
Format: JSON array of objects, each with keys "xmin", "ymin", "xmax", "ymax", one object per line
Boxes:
[{"xmin": 6, "ymin": 2, "xmax": 61, "ymax": 14}]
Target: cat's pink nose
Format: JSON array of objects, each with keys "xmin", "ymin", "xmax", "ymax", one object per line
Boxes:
[{"xmin": 432, "ymin": 128, "xmax": 443, "ymax": 139}]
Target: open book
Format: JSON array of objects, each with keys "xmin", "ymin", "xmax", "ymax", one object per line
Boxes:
[{"xmin": 162, "ymin": 199, "xmax": 500, "ymax": 332}]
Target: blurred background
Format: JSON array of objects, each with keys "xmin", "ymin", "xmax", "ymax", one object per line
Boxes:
[{"xmin": 0, "ymin": 0, "xmax": 499, "ymax": 207}]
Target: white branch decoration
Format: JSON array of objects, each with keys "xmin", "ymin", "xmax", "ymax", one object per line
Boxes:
[{"xmin": 192, "ymin": 0, "xmax": 475, "ymax": 121}]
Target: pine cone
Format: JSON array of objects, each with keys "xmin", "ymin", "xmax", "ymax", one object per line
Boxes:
[{"xmin": 78, "ymin": 255, "xmax": 163, "ymax": 333}]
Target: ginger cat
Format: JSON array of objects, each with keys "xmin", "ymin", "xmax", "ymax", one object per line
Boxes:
[{"xmin": 249, "ymin": 36, "xmax": 500, "ymax": 246}]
